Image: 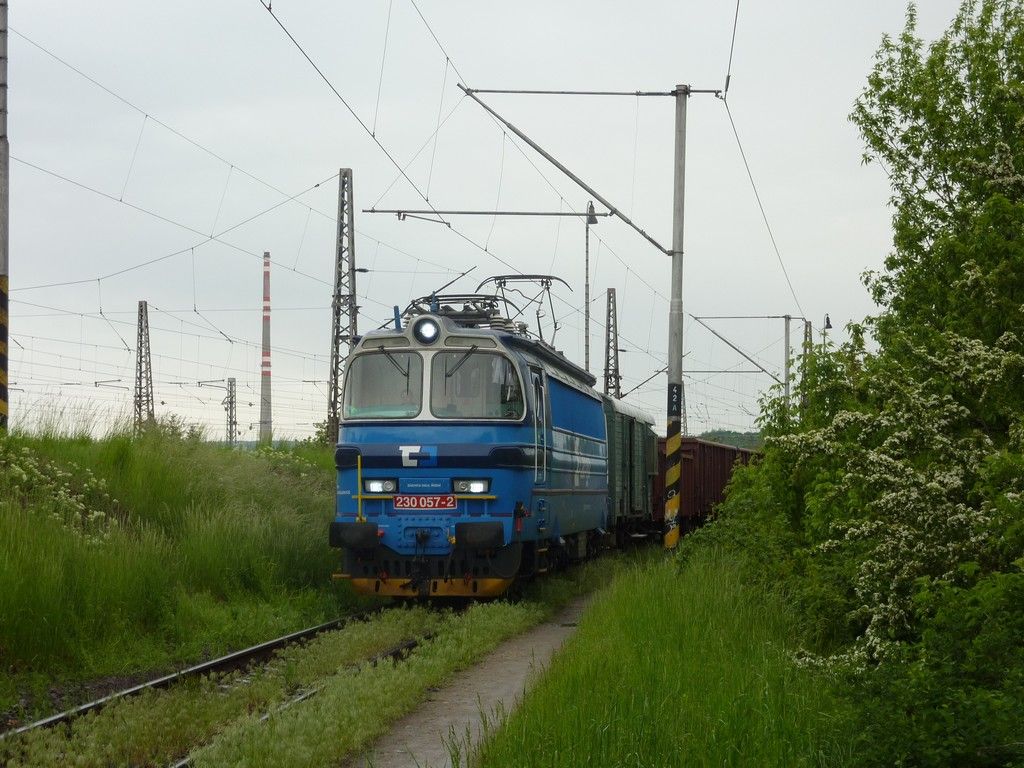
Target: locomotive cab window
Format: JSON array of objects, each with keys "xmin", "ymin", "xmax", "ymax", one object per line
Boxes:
[
  {"xmin": 430, "ymin": 351, "xmax": 524, "ymax": 419},
  {"xmin": 342, "ymin": 351, "xmax": 423, "ymax": 419}
]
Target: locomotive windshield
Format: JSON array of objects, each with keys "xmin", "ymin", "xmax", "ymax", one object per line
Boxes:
[
  {"xmin": 343, "ymin": 351, "xmax": 423, "ymax": 419},
  {"xmin": 430, "ymin": 352, "xmax": 524, "ymax": 419}
]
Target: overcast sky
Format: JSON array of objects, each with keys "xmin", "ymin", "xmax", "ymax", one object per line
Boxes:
[{"xmin": 9, "ymin": 0, "xmax": 963, "ymax": 439}]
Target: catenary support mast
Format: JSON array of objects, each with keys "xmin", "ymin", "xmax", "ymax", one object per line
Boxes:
[
  {"xmin": 603, "ymin": 288, "xmax": 621, "ymax": 398},
  {"xmin": 327, "ymin": 168, "xmax": 357, "ymax": 445},
  {"xmin": 224, "ymin": 377, "xmax": 237, "ymax": 446},
  {"xmin": 133, "ymin": 300, "xmax": 154, "ymax": 434},
  {"xmin": 0, "ymin": 1, "xmax": 9, "ymax": 431},
  {"xmin": 664, "ymin": 84, "xmax": 689, "ymax": 549},
  {"xmin": 259, "ymin": 251, "xmax": 273, "ymax": 443}
]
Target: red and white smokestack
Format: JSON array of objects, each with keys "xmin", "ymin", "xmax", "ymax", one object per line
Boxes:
[{"xmin": 259, "ymin": 251, "xmax": 273, "ymax": 442}]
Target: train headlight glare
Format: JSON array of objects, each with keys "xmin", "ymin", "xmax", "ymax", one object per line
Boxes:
[
  {"xmin": 413, "ymin": 318, "xmax": 440, "ymax": 345},
  {"xmin": 468, "ymin": 480, "xmax": 488, "ymax": 494},
  {"xmin": 364, "ymin": 479, "xmax": 397, "ymax": 494}
]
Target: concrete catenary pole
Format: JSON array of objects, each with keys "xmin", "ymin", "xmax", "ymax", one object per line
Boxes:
[
  {"xmin": 0, "ymin": 1, "xmax": 9, "ymax": 432},
  {"xmin": 664, "ymin": 84, "xmax": 688, "ymax": 549},
  {"xmin": 584, "ymin": 201, "xmax": 594, "ymax": 373},
  {"xmin": 784, "ymin": 313, "xmax": 792, "ymax": 406},
  {"xmin": 259, "ymin": 251, "xmax": 272, "ymax": 443}
]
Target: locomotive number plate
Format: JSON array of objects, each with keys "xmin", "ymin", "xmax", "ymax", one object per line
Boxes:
[{"xmin": 393, "ymin": 494, "xmax": 457, "ymax": 510}]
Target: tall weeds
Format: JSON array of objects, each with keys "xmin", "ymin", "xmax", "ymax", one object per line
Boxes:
[{"xmin": 0, "ymin": 430, "xmax": 354, "ymax": 713}]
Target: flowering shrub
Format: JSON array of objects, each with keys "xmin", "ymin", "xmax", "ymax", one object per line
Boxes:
[
  {"xmin": 0, "ymin": 436, "xmax": 123, "ymax": 539},
  {"xmin": 687, "ymin": 3, "xmax": 1024, "ymax": 759}
]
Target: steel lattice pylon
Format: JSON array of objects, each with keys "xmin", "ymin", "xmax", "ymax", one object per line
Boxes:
[
  {"xmin": 133, "ymin": 300, "xmax": 154, "ymax": 433},
  {"xmin": 224, "ymin": 377, "xmax": 237, "ymax": 446},
  {"xmin": 603, "ymin": 288, "xmax": 621, "ymax": 398},
  {"xmin": 327, "ymin": 168, "xmax": 358, "ymax": 445}
]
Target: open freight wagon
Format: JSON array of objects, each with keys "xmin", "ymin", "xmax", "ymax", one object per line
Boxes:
[{"xmin": 652, "ymin": 437, "xmax": 755, "ymax": 527}]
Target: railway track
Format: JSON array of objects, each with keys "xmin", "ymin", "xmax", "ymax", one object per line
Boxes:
[
  {"xmin": 167, "ymin": 634, "xmax": 426, "ymax": 768},
  {"xmin": 0, "ymin": 607, "xmax": 437, "ymax": 768},
  {"xmin": 1, "ymin": 611, "xmax": 381, "ymax": 740}
]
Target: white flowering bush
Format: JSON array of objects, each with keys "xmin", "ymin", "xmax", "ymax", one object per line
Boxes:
[
  {"xmin": 779, "ymin": 331, "xmax": 1021, "ymax": 660},
  {"xmin": 686, "ymin": 3, "xmax": 1024, "ymax": 762},
  {"xmin": 0, "ymin": 436, "xmax": 123, "ymax": 540}
]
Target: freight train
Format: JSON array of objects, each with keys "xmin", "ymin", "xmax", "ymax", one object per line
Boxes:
[{"xmin": 329, "ymin": 289, "xmax": 751, "ymax": 598}]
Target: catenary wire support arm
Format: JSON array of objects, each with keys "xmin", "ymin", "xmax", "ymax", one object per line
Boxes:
[
  {"xmin": 365, "ymin": 209, "xmax": 613, "ymax": 218},
  {"xmin": 462, "ymin": 87, "xmax": 721, "ymax": 97},
  {"xmin": 690, "ymin": 315, "xmax": 782, "ymax": 384},
  {"xmin": 458, "ymin": 84, "xmax": 671, "ymax": 256}
]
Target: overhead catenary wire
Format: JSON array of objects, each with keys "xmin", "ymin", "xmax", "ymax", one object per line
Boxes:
[
  {"xmin": 372, "ymin": 0, "xmax": 395, "ymax": 137},
  {"xmin": 714, "ymin": 0, "xmax": 803, "ymax": 317},
  {"xmin": 721, "ymin": 101, "xmax": 804, "ymax": 317},
  {"xmin": 401, "ymin": 2, "xmax": 680, "ymax": 370},
  {"xmin": 425, "ymin": 57, "xmax": 450, "ymax": 201},
  {"xmin": 12, "ymin": 158, "xmax": 336, "ymax": 289},
  {"xmin": 119, "ymin": 114, "xmax": 147, "ymax": 201},
  {"xmin": 9, "ymin": 26, "xmax": 338, "ymax": 221},
  {"xmin": 723, "ymin": 0, "xmax": 741, "ymax": 96},
  {"xmin": 16, "ymin": 4, "xmax": 774, "ymax": 438},
  {"xmin": 12, "ymin": 27, "xmax": 450, "ymax": 282},
  {"xmin": 402, "ymin": 2, "xmax": 788, "ymax": 433}
]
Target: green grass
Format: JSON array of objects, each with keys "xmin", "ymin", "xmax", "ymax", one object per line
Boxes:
[
  {"xmin": 1, "ymin": 607, "xmax": 441, "ymax": 768},
  {"xmin": 0, "ymin": 430, "xmax": 364, "ymax": 717},
  {"xmin": 190, "ymin": 560, "xmax": 617, "ymax": 768},
  {"xmin": 471, "ymin": 549, "xmax": 858, "ymax": 768},
  {"xmin": 1, "ymin": 554, "xmax": 623, "ymax": 767}
]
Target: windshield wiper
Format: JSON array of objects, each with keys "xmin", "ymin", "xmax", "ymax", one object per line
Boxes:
[
  {"xmin": 378, "ymin": 346, "xmax": 409, "ymax": 377},
  {"xmin": 445, "ymin": 345, "xmax": 479, "ymax": 378}
]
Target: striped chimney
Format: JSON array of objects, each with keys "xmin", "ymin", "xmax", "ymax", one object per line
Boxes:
[{"xmin": 258, "ymin": 251, "xmax": 272, "ymax": 442}]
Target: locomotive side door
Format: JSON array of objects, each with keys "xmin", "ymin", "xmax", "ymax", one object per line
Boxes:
[{"xmin": 530, "ymin": 367, "xmax": 547, "ymax": 484}]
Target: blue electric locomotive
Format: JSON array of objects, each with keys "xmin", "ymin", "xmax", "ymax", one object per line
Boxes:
[{"xmin": 329, "ymin": 293, "xmax": 653, "ymax": 598}]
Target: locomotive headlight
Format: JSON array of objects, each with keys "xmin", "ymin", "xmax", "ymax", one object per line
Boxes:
[
  {"xmin": 364, "ymin": 479, "xmax": 397, "ymax": 494},
  {"xmin": 412, "ymin": 317, "xmax": 440, "ymax": 345},
  {"xmin": 454, "ymin": 479, "xmax": 490, "ymax": 494}
]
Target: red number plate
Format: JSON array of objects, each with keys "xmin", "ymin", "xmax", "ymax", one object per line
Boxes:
[{"xmin": 393, "ymin": 494, "xmax": 457, "ymax": 510}]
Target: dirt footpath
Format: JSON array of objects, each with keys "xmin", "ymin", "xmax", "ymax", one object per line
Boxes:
[{"xmin": 345, "ymin": 597, "xmax": 589, "ymax": 768}]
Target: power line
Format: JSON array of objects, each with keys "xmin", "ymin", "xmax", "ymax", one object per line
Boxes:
[
  {"xmin": 372, "ymin": 0, "xmax": 395, "ymax": 137},
  {"xmin": 10, "ymin": 26, "xmax": 337, "ymax": 218},
  {"xmin": 721, "ymin": 101, "xmax": 805, "ymax": 316},
  {"xmin": 14, "ymin": 27, "xmax": 451, "ymax": 285},
  {"xmin": 723, "ymin": 0, "xmax": 741, "ymax": 96}
]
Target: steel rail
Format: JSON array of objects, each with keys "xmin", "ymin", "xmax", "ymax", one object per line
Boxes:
[
  {"xmin": 168, "ymin": 635, "xmax": 428, "ymax": 768},
  {"xmin": 0, "ymin": 612, "xmax": 379, "ymax": 739}
]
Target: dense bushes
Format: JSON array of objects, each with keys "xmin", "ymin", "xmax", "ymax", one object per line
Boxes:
[{"xmin": 691, "ymin": 2, "xmax": 1024, "ymax": 765}]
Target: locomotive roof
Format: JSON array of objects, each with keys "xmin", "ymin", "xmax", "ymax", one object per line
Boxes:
[{"xmin": 356, "ymin": 315, "xmax": 598, "ymax": 390}]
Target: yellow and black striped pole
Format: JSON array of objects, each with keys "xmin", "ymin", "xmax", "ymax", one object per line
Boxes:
[
  {"xmin": 0, "ymin": 0, "xmax": 8, "ymax": 433},
  {"xmin": 664, "ymin": 385, "xmax": 682, "ymax": 548},
  {"xmin": 664, "ymin": 84, "xmax": 688, "ymax": 550}
]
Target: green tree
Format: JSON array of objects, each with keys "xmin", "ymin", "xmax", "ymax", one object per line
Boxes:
[
  {"xmin": 693, "ymin": 3, "xmax": 1024, "ymax": 764},
  {"xmin": 851, "ymin": 0, "xmax": 1024, "ymax": 345}
]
